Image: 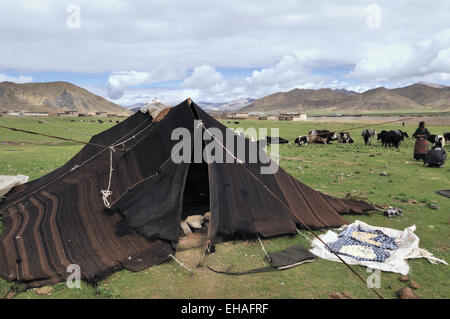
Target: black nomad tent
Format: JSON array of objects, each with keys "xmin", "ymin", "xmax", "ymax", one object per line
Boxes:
[{"xmin": 0, "ymin": 99, "xmax": 374, "ymax": 287}]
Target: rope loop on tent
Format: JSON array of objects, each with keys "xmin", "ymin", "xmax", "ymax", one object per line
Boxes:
[
  {"xmin": 100, "ymin": 146, "xmax": 115, "ymax": 208},
  {"xmin": 101, "ymin": 190, "xmax": 112, "ymax": 208},
  {"xmin": 196, "ymin": 121, "xmax": 204, "ymax": 129}
]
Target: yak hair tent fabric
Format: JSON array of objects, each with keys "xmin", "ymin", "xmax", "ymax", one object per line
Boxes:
[{"xmin": 0, "ymin": 99, "xmax": 375, "ymax": 287}]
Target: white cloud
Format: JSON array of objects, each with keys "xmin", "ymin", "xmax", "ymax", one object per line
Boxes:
[
  {"xmin": 182, "ymin": 65, "xmax": 226, "ymax": 93},
  {"xmin": 107, "ymin": 71, "xmax": 152, "ymax": 99},
  {"xmin": 244, "ymin": 52, "xmax": 322, "ymax": 92},
  {"xmin": 0, "ymin": 73, "xmax": 33, "ymax": 83},
  {"xmin": 351, "ymin": 29, "xmax": 450, "ymax": 82},
  {"xmin": 430, "ymin": 48, "xmax": 450, "ymax": 71},
  {"xmin": 107, "ymin": 66, "xmax": 186, "ymax": 99},
  {"xmin": 1, "ymin": 0, "xmax": 449, "ymax": 102}
]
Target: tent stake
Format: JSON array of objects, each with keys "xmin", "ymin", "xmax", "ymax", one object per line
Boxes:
[
  {"xmin": 296, "ymin": 229, "xmax": 311, "ymax": 241},
  {"xmin": 169, "ymin": 254, "xmax": 193, "ymax": 275},
  {"xmin": 258, "ymin": 236, "xmax": 271, "ymax": 262},
  {"xmin": 197, "ymin": 240, "xmax": 211, "ymax": 268}
]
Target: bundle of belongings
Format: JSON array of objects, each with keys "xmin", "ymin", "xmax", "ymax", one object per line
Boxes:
[
  {"xmin": 384, "ymin": 206, "xmax": 402, "ymax": 218},
  {"xmin": 208, "ymin": 244, "xmax": 316, "ymax": 275},
  {"xmin": 424, "ymin": 142, "xmax": 447, "ymax": 167},
  {"xmin": 0, "ymin": 175, "xmax": 29, "ymax": 201},
  {"xmin": 310, "ymin": 220, "xmax": 447, "ymax": 275}
]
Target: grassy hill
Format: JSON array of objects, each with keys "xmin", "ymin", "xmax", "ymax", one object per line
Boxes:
[
  {"xmin": 0, "ymin": 81, "xmax": 131, "ymax": 116},
  {"xmin": 242, "ymin": 83, "xmax": 450, "ymax": 114}
]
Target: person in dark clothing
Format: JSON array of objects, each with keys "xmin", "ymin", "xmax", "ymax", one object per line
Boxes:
[
  {"xmin": 412, "ymin": 121, "xmax": 430, "ymax": 160},
  {"xmin": 424, "ymin": 142, "xmax": 447, "ymax": 167}
]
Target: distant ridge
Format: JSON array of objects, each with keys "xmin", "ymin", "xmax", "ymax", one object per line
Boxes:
[
  {"xmin": 200, "ymin": 97, "xmax": 255, "ymax": 112},
  {"xmin": 0, "ymin": 81, "xmax": 132, "ymax": 116},
  {"xmin": 241, "ymin": 82, "xmax": 450, "ymax": 113}
]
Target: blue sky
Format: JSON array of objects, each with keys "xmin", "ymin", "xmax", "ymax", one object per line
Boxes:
[{"xmin": 1, "ymin": 0, "xmax": 449, "ymax": 105}]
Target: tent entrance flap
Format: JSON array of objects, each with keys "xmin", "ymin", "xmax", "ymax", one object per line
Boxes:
[{"xmin": 182, "ymin": 162, "xmax": 210, "ymax": 219}]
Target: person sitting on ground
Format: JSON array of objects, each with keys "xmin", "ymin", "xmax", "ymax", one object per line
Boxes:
[
  {"xmin": 424, "ymin": 142, "xmax": 447, "ymax": 167},
  {"xmin": 412, "ymin": 121, "xmax": 430, "ymax": 160}
]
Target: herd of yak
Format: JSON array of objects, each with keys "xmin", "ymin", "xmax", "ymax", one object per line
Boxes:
[{"xmin": 265, "ymin": 129, "xmax": 450, "ymax": 148}]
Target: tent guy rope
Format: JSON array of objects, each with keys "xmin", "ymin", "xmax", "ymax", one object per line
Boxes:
[
  {"xmin": 199, "ymin": 122, "xmax": 385, "ymax": 299},
  {"xmin": 0, "ymin": 116, "xmax": 155, "ymax": 213},
  {"xmin": 0, "ymin": 124, "xmax": 126, "ymax": 150}
]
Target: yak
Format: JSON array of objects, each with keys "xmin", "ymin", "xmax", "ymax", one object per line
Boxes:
[
  {"xmin": 337, "ymin": 132, "xmax": 353, "ymax": 143},
  {"xmin": 377, "ymin": 130, "xmax": 404, "ymax": 148},
  {"xmin": 307, "ymin": 130, "xmax": 338, "ymax": 144},
  {"xmin": 362, "ymin": 129, "xmax": 377, "ymax": 145}
]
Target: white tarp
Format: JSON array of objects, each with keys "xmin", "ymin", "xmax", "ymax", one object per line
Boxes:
[
  {"xmin": 309, "ymin": 220, "xmax": 447, "ymax": 275},
  {"xmin": 0, "ymin": 175, "xmax": 29, "ymax": 197}
]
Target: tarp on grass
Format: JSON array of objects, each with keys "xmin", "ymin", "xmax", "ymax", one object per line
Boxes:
[
  {"xmin": 309, "ymin": 220, "xmax": 447, "ymax": 275},
  {"xmin": 0, "ymin": 175, "xmax": 29, "ymax": 197}
]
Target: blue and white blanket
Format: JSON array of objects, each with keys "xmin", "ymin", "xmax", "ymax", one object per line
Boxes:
[
  {"xmin": 309, "ymin": 221, "xmax": 447, "ymax": 274},
  {"xmin": 327, "ymin": 225, "xmax": 398, "ymax": 262}
]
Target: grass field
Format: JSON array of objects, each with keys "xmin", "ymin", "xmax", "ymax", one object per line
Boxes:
[
  {"xmin": 0, "ymin": 115, "xmax": 449, "ymax": 299},
  {"xmin": 306, "ymin": 110, "xmax": 450, "ymax": 117}
]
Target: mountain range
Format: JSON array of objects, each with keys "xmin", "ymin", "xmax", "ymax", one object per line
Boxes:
[
  {"xmin": 0, "ymin": 81, "xmax": 132, "ymax": 116},
  {"xmin": 198, "ymin": 97, "xmax": 256, "ymax": 112},
  {"xmin": 241, "ymin": 82, "xmax": 450, "ymax": 114},
  {"xmin": 1, "ymin": 81, "xmax": 449, "ymax": 116}
]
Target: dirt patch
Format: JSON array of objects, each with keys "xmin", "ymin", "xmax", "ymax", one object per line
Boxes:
[
  {"xmin": 281, "ymin": 156, "xmax": 309, "ymax": 162},
  {"xmin": 178, "ymin": 231, "xmax": 207, "ymax": 251},
  {"xmin": 1, "ymin": 141, "xmax": 25, "ymax": 146},
  {"xmin": 1, "ymin": 141, "xmax": 62, "ymax": 146}
]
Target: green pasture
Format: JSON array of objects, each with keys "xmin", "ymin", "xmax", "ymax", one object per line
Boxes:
[{"xmin": 0, "ymin": 116, "xmax": 449, "ymax": 299}]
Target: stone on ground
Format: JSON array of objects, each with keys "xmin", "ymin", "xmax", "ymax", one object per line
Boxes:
[
  {"xmin": 36, "ymin": 286, "xmax": 53, "ymax": 295},
  {"xmin": 409, "ymin": 280, "xmax": 420, "ymax": 289},
  {"xmin": 329, "ymin": 292, "xmax": 345, "ymax": 299},
  {"xmin": 399, "ymin": 275, "xmax": 410, "ymax": 282},
  {"xmin": 397, "ymin": 287, "xmax": 419, "ymax": 299},
  {"xmin": 341, "ymin": 291, "xmax": 354, "ymax": 299}
]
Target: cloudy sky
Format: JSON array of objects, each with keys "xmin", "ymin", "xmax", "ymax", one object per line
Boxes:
[{"xmin": 1, "ymin": 0, "xmax": 449, "ymax": 105}]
